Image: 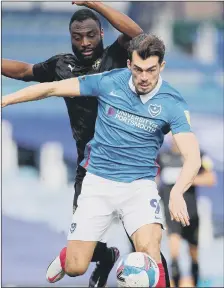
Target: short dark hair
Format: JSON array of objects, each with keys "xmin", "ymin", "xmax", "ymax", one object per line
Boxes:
[
  {"xmin": 128, "ymin": 33, "xmax": 165, "ymax": 64},
  {"xmin": 69, "ymin": 9, "xmax": 101, "ymax": 31}
]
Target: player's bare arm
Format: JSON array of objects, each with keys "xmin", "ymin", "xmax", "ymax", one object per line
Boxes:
[
  {"xmin": 73, "ymin": 1, "xmax": 143, "ymax": 47},
  {"xmin": 2, "ymin": 59, "xmax": 34, "ymax": 81},
  {"xmin": 168, "ymin": 132, "xmax": 201, "ymax": 227},
  {"xmin": 2, "ymin": 78, "xmax": 80, "ymax": 107}
]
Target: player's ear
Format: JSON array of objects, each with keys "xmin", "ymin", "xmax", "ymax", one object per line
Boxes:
[
  {"xmin": 160, "ymin": 61, "xmax": 166, "ymax": 72},
  {"xmin": 127, "ymin": 59, "xmax": 131, "ymax": 70},
  {"xmin": 100, "ymin": 28, "xmax": 104, "ymax": 39}
]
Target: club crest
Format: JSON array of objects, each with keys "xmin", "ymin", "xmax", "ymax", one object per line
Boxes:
[
  {"xmin": 92, "ymin": 58, "xmax": 102, "ymax": 71},
  {"xmin": 148, "ymin": 104, "xmax": 162, "ymax": 117}
]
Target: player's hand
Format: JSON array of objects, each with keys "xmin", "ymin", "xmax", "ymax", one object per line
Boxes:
[
  {"xmin": 72, "ymin": 1, "xmax": 96, "ymax": 8},
  {"xmin": 169, "ymin": 192, "xmax": 190, "ymax": 227}
]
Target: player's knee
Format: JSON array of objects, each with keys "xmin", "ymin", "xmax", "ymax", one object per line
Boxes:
[
  {"xmin": 135, "ymin": 226, "xmax": 162, "ymax": 261},
  {"xmin": 137, "ymin": 241, "xmax": 161, "ymax": 263},
  {"xmin": 189, "ymin": 244, "xmax": 198, "ymax": 262},
  {"xmin": 65, "ymin": 257, "xmax": 88, "ymax": 277},
  {"xmin": 137, "ymin": 237, "xmax": 161, "ymax": 254}
]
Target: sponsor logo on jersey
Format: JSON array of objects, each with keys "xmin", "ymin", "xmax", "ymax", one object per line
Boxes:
[
  {"xmin": 106, "ymin": 105, "xmax": 158, "ymax": 133},
  {"xmin": 148, "ymin": 104, "xmax": 162, "ymax": 117}
]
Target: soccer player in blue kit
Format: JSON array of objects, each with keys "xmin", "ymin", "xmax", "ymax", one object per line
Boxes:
[{"xmin": 2, "ymin": 33, "xmax": 201, "ymax": 287}]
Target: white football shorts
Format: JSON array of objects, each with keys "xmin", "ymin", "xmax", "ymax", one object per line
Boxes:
[{"xmin": 67, "ymin": 172, "xmax": 164, "ymax": 241}]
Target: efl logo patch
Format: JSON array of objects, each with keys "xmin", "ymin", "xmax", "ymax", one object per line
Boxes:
[
  {"xmin": 148, "ymin": 104, "xmax": 162, "ymax": 117},
  {"xmin": 92, "ymin": 58, "xmax": 102, "ymax": 70},
  {"xmin": 184, "ymin": 110, "xmax": 191, "ymax": 126}
]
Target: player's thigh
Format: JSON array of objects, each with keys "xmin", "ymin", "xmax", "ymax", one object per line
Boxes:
[
  {"xmin": 131, "ymin": 223, "xmax": 162, "ymax": 263},
  {"xmin": 68, "ymin": 172, "xmax": 114, "ymax": 242},
  {"xmin": 66, "ymin": 207, "xmax": 113, "ymax": 274},
  {"xmin": 131, "ymin": 223, "xmax": 162, "ymax": 252},
  {"xmin": 122, "ymin": 180, "xmax": 163, "ymax": 261},
  {"xmin": 100, "ymin": 211, "xmax": 119, "ymax": 244}
]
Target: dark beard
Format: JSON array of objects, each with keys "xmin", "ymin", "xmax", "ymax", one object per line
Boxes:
[{"xmin": 72, "ymin": 39, "xmax": 104, "ymax": 66}]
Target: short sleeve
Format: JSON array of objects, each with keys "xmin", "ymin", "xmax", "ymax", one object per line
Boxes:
[
  {"xmin": 78, "ymin": 73, "xmax": 103, "ymax": 97},
  {"xmin": 33, "ymin": 55, "xmax": 62, "ymax": 82},
  {"xmin": 98, "ymin": 40, "xmax": 128, "ymax": 72},
  {"xmin": 169, "ymin": 100, "xmax": 192, "ymax": 134},
  {"xmin": 106, "ymin": 40, "xmax": 128, "ymax": 67}
]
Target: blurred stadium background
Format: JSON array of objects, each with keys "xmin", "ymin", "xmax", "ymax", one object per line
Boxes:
[{"xmin": 1, "ymin": 1, "xmax": 224, "ymax": 287}]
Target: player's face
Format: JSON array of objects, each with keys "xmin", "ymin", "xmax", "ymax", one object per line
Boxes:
[
  {"xmin": 127, "ymin": 51, "xmax": 165, "ymax": 95},
  {"xmin": 70, "ymin": 19, "xmax": 104, "ymax": 63}
]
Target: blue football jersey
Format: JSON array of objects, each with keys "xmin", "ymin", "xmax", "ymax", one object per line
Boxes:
[{"xmin": 78, "ymin": 68, "xmax": 191, "ymax": 182}]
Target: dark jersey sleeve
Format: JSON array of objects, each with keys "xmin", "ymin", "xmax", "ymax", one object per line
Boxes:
[
  {"xmin": 109, "ymin": 39, "xmax": 128, "ymax": 57},
  {"xmin": 102, "ymin": 39, "xmax": 129, "ymax": 70},
  {"xmin": 32, "ymin": 54, "xmax": 62, "ymax": 83}
]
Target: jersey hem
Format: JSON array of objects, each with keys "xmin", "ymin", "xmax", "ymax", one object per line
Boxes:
[{"xmin": 81, "ymin": 166, "xmax": 155, "ymax": 183}]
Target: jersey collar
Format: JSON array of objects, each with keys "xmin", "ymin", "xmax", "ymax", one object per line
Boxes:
[{"xmin": 128, "ymin": 74, "xmax": 163, "ymax": 104}]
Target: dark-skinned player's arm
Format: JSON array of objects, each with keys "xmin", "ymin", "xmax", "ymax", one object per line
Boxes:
[
  {"xmin": 1, "ymin": 78, "xmax": 81, "ymax": 108},
  {"xmin": 2, "ymin": 59, "xmax": 34, "ymax": 81},
  {"xmin": 73, "ymin": 1, "xmax": 143, "ymax": 47}
]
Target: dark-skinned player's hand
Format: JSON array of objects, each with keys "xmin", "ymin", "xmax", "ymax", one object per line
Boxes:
[{"xmin": 72, "ymin": 1, "xmax": 97, "ymax": 9}]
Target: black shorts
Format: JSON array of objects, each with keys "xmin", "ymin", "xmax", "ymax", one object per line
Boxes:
[
  {"xmin": 165, "ymin": 213, "xmax": 199, "ymax": 246},
  {"xmin": 161, "ymin": 187, "xmax": 199, "ymax": 246}
]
